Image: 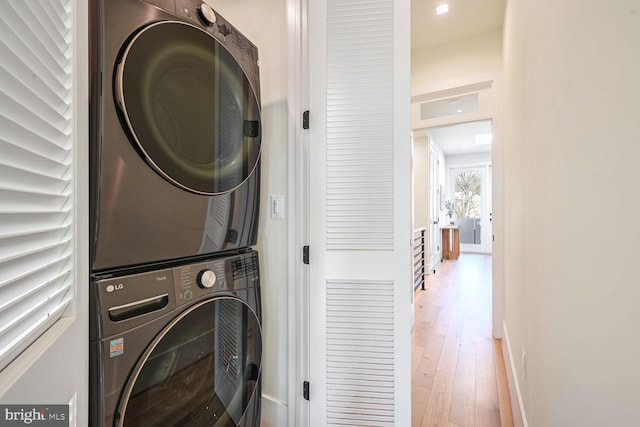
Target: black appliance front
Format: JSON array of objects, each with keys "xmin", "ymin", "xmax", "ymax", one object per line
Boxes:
[
  {"xmin": 89, "ymin": 251, "xmax": 262, "ymax": 427},
  {"xmin": 90, "ymin": 0, "xmax": 261, "ymax": 272}
]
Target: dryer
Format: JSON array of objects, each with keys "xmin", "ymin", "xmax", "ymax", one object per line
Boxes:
[
  {"xmin": 89, "ymin": 251, "xmax": 262, "ymax": 427},
  {"xmin": 89, "ymin": 0, "xmax": 261, "ymax": 272}
]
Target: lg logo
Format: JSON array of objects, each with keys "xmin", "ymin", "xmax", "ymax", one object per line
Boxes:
[{"xmin": 106, "ymin": 283, "xmax": 124, "ymax": 293}]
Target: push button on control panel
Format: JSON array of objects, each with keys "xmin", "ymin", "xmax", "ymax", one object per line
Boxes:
[
  {"xmin": 197, "ymin": 3, "xmax": 216, "ymax": 26},
  {"xmin": 197, "ymin": 269, "xmax": 217, "ymax": 289}
]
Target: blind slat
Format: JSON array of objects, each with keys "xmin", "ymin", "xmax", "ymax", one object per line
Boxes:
[
  {"xmin": 0, "ymin": 120, "xmax": 71, "ymax": 161},
  {"xmin": 0, "ymin": 164, "xmax": 70, "ymax": 196},
  {"xmin": 0, "ymin": 212, "xmax": 70, "ymax": 237},
  {"xmin": 0, "ymin": 257, "xmax": 70, "ymax": 297},
  {"xmin": 22, "ymin": 1, "xmax": 71, "ymax": 52},
  {"xmin": 0, "ymin": 43, "xmax": 69, "ymax": 112},
  {"xmin": 0, "ymin": 276, "xmax": 70, "ymax": 334},
  {"xmin": 0, "ymin": 140, "xmax": 69, "ymax": 177},
  {"xmin": 0, "ymin": 11, "xmax": 70, "ymax": 84},
  {"xmin": 0, "ymin": 94, "xmax": 71, "ymax": 144},
  {"xmin": 0, "ymin": 66, "xmax": 71, "ymax": 126},
  {"xmin": 0, "ymin": 296, "xmax": 72, "ymax": 364}
]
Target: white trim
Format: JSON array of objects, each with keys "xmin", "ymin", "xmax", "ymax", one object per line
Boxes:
[
  {"xmin": 411, "ymin": 71, "xmax": 501, "ymax": 99},
  {"xmin": 411, "ymin": 80, "xmax": 493, "ymax": 104},
  {"xmin": 502, "ymin": 322, "xmax": 528, "ymax": 427},
  {"xmin": 415, "ymin": 113, "xmax": 494, "ymax": 133},
  {"xmin": 287, "ymin": 0, "xmax": 309, "ymax": 425},
  {"xmin": 0, "ymin": 318, "xmax": 74, "ymax": 396}
]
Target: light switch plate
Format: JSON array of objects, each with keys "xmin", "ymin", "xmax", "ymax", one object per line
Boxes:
[{"xmin": 270, "ymin": 195, "xmax": 285, "ymax": 219}]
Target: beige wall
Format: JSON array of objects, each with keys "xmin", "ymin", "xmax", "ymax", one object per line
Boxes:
[
  {"xmin": 412, "ymin": 29, "xmax": 503, "ymax": 91},
  {"xmin": 503, "ymin": 0, "xmax": 640, "ymax": 425}
]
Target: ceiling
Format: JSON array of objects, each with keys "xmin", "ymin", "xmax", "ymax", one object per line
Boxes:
[
  {"xmin": 426, "ymin": 120, "xmax": 493, "ymax": 156},
  {"xmin": 411, "ymin": 0, "xmax": 506, "ymax": 53}
]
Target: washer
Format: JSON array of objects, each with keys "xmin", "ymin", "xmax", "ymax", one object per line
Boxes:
[
  {"xmin": 89, "ymin": 0, "xmax": 261, "ymax": 272},
  {"xmin": 89, "ymin": 251, "xmax": 262, "ymax": 426}
]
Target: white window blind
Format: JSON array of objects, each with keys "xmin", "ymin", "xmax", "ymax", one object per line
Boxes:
[{"xmin": 0, "ymin": 0, "xmax": 75, "ymax": 371}]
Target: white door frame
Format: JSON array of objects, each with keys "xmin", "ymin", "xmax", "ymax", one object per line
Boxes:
[
  {"xmin": 410, "ymin": 72, "xmax": 504, "ymax": 340},
  {"xmin": 289, "ymin": 0, "xmax": 412, "ymax": 425},
  {"xmin": 286, "ymin": 0, "xmax": 309, "ymax": 425},
  {"xmin": 428, "ymin": 142, "xmax": 442, "ymax": 271}
]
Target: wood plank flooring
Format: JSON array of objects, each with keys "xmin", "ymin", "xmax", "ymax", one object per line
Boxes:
[{"xmin": 411, "ymin": 254, "xmax": 513, "ymax": 427}]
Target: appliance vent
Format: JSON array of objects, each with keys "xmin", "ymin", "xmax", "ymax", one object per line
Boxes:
[
  {"xmin": 326, "ymin": 279, "xmax": 395, "ymax": 426},
  {"xmin": 325, "ymin": 0, "xmax": 394, "ymax": 251}
]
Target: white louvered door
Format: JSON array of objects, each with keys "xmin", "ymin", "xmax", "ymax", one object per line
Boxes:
[{"xmin": 307, "ymin": 0, "xmax": 412, "ymax": 425}]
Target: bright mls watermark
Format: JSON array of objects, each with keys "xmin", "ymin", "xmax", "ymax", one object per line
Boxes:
[{"xmin": 0, "ymin": 405, "xmax": 68, "ymax": 426}]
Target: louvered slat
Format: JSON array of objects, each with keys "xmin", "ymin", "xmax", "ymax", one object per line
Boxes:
[
  {"xmin": 326, "ymin": 0, "xmax": 395, "ymax": 250},
  {"xmin": 326, "ymin": 280, "xmax": 395, "ymax": 427},
  {"xmin": 0, "ymin": 0, "xmax": 75, "ymax": 372}
]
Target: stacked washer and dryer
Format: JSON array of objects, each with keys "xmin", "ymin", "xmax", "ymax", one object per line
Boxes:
[{"xmin": 89, "ymin": 0, "xmax": 263, "ymax": 425}]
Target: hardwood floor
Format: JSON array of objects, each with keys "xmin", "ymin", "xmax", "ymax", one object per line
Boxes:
[{"xmin": 411, "ymin": 254, "xmax": 513, "ymax": 427}]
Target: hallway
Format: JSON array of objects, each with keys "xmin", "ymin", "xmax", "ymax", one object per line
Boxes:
[{"xmin": 411, "ymin": 254, "xmax": 512, "ymax": 426}]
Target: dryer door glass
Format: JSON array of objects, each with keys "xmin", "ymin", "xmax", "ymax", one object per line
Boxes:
[
  {"xmin": 116, "ymin": 21, "xmax": 261, "ymax": 195},
  {"xmin": 118, "ymin": 298, "xmax": 262, "ymax": 427}
]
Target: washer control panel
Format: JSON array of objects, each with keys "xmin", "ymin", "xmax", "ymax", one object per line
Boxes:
[
  {"xmin": 173, "ymin": 259, "xmax": 226, "ymax": 306},
  {"xmin": 172, "ymin": 251, "xmax": 259, "ymax": 306},
  {"xmin": 91, "ymin": 251, "xmax": 259, "ymax": 337}
]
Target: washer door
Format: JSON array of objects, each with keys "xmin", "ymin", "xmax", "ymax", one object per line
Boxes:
[
  {"xmin": 115, "ymin": 21, "xmax": 261, "ymax": 195},
  {"xmin": 117, "ymin": 297, "xmax": 262, "ymax": 427}
]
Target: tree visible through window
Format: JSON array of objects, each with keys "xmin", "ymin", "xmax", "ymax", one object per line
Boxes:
[{"xmin": 454, "ymin": 171, "xmax": 481, "ymax": 218}]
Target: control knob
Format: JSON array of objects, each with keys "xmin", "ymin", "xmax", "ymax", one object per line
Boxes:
[
  {"xmin": 197, "ymin": 269, "xmax": 217, "ymax": 289},
  {"xmin": 197, "ymin": 3, "xmax": 217, "ymax": 26}
]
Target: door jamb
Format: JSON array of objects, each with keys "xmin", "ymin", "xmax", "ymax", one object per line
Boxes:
[{"xmin": 287, "ymin": 0, "xmax": 309, "ymax": 425}]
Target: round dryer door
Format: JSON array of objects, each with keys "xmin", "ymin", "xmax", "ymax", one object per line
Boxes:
[
  {"xmin": 116, "ymin": 297, "xmax": 262, "ymax": 427},
  {"xmin": 115, "ymin": 21, "xmax": 261, "ymax": 195}
]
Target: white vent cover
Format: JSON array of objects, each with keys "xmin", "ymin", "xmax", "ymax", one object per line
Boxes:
[{"xmin": 326, "ymin": 280, "xmax": 395, "ymax": 426}]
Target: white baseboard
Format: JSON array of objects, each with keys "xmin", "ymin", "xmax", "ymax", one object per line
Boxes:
[
  {"xmin": 502, "ymin": 322, "xmax": 529, "ymax": 427},
  {"xmin": 261, "ymin": 394, "xmax": 288, "ymax": 427}
]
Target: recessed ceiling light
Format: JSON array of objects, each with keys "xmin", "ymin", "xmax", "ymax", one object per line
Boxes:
[
  {"xmin": 436, "ymin": 4, "xmax": 449, "ymax": 15},
  {"xmin": 456, "ymin": 109, "xmax": 463, "ymax": 113}
]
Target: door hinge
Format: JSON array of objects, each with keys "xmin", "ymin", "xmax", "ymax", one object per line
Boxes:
[
  {"xmin": 303, "ymin": 246, "xmax": 309, "ymax": 264},
  {"xmin": 303, "ymin": 381, "xmax": 310, "ymax": 400},
  {"xmin": 302, "ymin": 110, "xmax": 310, "ymax": 129}
]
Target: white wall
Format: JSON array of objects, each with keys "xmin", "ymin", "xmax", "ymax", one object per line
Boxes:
[
  {"xmin": 503, "ymin": 1, "xmax": 640, "ymax": 425},
  {"xmin": 205, "ymin": 1, "xmax": 290, "ymax": 424},
  {"xmin": 412, "ymin": 29, "xmax": 503, "ymax": 91}
]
